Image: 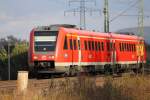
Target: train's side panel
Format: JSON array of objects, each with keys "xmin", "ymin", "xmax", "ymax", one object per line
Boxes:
[
  {"xmin": 28, "ymin": 26, "xmax": 147, "ymax": 75},
  {"xmin": 76, "ymin": 33, "xmax": 111, "ymax": 65},
  {"xmin": 55, "ymin": 28, "xmax": 147, "ymax": 69},
  {"xmin": 55, "ymin": 28, "xmax": 66, "ymax": 62},
  {"xmin": 55, "ymin": 28, "xmax": 111, "ymax": 66},
  {"xmin": 115, "ymin": 39, "xmax": 137, "ymax": 64},
  {"xmin": 55, "ymin": 28, "xmax": 75, "ymax": 67},
  {"xmin": 113, "ymin": 34, "xmax": 146, "ymax": 64}
]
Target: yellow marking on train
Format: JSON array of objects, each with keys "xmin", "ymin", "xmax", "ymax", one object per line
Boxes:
[
  {"xmin": 66, "ymin": 34, "xmax": 77, "ymax": 37},
  {"xmin": 136, "ymin": 44, "xmax": 144, "ymax": 56},
  {"xmin": 66, "ymin": 33, "xmax": 106, "ymax": 40}
]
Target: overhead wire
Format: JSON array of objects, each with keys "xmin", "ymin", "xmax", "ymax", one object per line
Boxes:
[{"xmin": 109, "ymin": 0, "xmax": 139, "ymax": 23}]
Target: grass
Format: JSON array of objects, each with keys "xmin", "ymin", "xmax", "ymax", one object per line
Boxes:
[{"xmin": 0, "ymin": 75, "xmax": 150, "ymax": 100}]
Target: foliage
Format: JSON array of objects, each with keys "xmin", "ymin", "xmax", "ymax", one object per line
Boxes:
[
  {"xmin": 0, "ymin": 36, "xmax": 28, "ymax": 80},
  {"xmin": 10, "ymin": 43, "xmax": 28, "ymax": 79}
]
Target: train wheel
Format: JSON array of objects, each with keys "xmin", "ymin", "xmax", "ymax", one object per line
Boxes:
[
  {"xmin": 69, "ymin": 66, "xmax": 78, "ymax": 76},
  {"xmin": 104, "ymin": 65, "xmax": 112, "ymax": 75}
]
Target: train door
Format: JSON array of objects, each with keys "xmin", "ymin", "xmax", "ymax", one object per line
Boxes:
[
  {"xmin": 72, "ymin": 35, "xmax": 78, "ymax": 65},
  {"xmin": 111, "ymin": 40, "xmax": 116, "ymax": 66},
  {"xmin": 106, "ymin": 38, "xmax": 116, "ymax": 73},
  {"xmin": 66, "ymin": 34, "xmax": 78, "ymax": 75},
  {"xmin": 69, "ymin": 34, "xmax": 78, "ymax": 66},
  {"xmin": 106, "ymin": 40, "xmax": 111, "ymax": 62},
  {"xmin": 77, "ymin": 36, "xmax": 81, "ymax": 66}
]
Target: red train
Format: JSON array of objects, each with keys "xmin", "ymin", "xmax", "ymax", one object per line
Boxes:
[{"xmin": 28, "ymin": 24, "xmax": 146, "ymax": 75}]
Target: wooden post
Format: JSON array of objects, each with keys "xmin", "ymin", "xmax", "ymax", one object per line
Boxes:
[{"xmin": 17, "ymin": 71, "xmax": 28, "ymax": 94}]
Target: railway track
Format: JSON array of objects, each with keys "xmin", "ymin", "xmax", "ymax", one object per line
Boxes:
[
  {"xmin": 0, "ymin": 76, "xmax": 105, "ymax": 90},
  {"xmin": 0, "ymin": 79, "xmax": 52, "ymax": 90},
  {"xmin": 0, "ymin": 80, "xmax": 16, "ymax": 90},
  {"xmin": 0, "ymin": 69, "xmax": 149, "ymax": 91}
]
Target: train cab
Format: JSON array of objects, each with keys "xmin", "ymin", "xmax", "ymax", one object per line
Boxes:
[{"xmin": 28, "ymin": 24, "xmax": 76, "ymax": 71}]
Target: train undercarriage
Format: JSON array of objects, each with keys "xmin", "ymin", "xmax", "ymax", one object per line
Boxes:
[{"xmin": 29, "ymin": 61, "xmax": 145, "ymax": 78}]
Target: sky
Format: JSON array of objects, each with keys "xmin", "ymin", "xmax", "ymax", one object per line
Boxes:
[{"xmin": 0, "ymin": 0, "xmax": 149, "ymax": 41}]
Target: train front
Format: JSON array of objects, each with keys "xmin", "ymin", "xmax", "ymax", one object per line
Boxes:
[{"xmin": 29, "ymin": 26, "xmax": 58, "ymax": 72}]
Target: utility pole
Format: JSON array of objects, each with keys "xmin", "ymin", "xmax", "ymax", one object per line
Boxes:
[
  {"xmin": 8, "ymin": 41, "xmax": 10, "ymax": 80},
  {"xmin": 4, "ymin": 38, "xmax": 15, "ymax": 80},
  {"xmin": 65, "ymin": 0, "xmax": 101, "ymax": 30},
  {"xmin": 103, "ymin": 0, "xmax": 115, "ymax": 75},
  {"xmin": 137, "ymin": 0, "xmax": 144, "ymax": 74},
  {"xmin": 138, "ymin": 0, "xmax": 144, "ymax": 36},
  {"xmin": 103, "ymin": 0, "xmax": 109, "ymax": 32},
  {"xmin": 80, "ymin": 0, "xmax": 86, "ymax": 30}
]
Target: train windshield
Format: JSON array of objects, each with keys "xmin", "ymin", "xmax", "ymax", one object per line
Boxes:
[{"xmin": 34, "ymin": 31, "xmax": 58, "ymax": 52}]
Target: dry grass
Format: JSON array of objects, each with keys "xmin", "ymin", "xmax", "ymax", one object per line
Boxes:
[{"xmin": 0, "ymin": 75, "xmax": 150, "ymax": 100}]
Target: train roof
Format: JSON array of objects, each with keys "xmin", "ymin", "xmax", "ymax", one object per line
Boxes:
[
  {"xmin": 61, "ymin": 27, "xmax": 144, "ymax": 41},
  {"xmin": 34, "ymin": 24, "xmax": 76, "ymax": 31}
]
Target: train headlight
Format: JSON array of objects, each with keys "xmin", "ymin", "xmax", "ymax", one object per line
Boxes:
[
  {"xmin": 48, "ymin": 56, "xmax": 54, "ymax": 59},
  {"xmin": 34, "ymin": 56, "xmax": 38, "ymax": 59},
  {"xmin": 51, "ymin": 56, "xmax": 54, "ymax": 59}
]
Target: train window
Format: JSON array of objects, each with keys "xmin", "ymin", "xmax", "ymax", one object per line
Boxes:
[
  {"xmin": 101, "ymin": 42, "xmax": 104, "ymax": 51},
  {"xmin": 133, "ymin": 44, "xmax": 136, "ymax": 52},
  {"xmin": 63, "ymin": 36, "xmax": 68, "ymax": 50},
  {"xmin": 133, "ymin": 44, "xmax": 135, "ymax": 51},
  {"xmin": 121, "ymin": 43, "xmax": 123, "ymax": 51},
  {"xmin": 126, "ymin": 43, "xmax": 128, "ymax": 51},
  {"xmin": 78, "ymin": 40, "xmax": 80, "ymax": 50},
  {"xmin": 131, "ymin": 44, "xmax": 133, "ymax": 51},
  {"xmin": 119, "ymin": 43, "xmax": 122, "ymax": 51},
  {"xmin": 132, "ymin": 44, "xmax": 134, "ymax": 52},
  {"xmin": 127, "ymin": 43, "xmax": 129, "ymax": 51},
  {"xmin": 84, "ymin": 40, "xmax": 87, "ymax": 50},
  {"xmin": 124, "ymin": 43, "xmax": 126, "ymax": 51},
  {"xmin": 130, "ymin": 44, "xmax": 133, "ymax": 52},
  {"xmin": 88, "ymin": 41, "xmax": 91, "ymax": 50},
  {"xmin": 128, "ymin": 44, "xmax": 130, "ymax": 51},
  {"xmin": 110, "ymin": 42, "xmax": 113, "ymax": 50},
  {"xmin": 92, "ymin": 41, "xmax": 94, "ymax": 50},
  {"xmin": 34, "ymin": 31, "xmax": 58, "ymax": 36},
  {"xmin": 98, "ymin": 42, "xmax": 101, "ymax": 51},
  {"xmin": 34, "ymin": 31, "xmax": 58, "ymax": 52},
  {"xmin": 95, "ymin": 41, "xmax": 98, "ymax": 51},
  {"xmin": 113, "ymin": 43, "xmax": 115, "ymax": 50},
  {"xmin": 127, "ymin": 44, "xmax": 129, "ymax": 51},
  {"xmin": 69, "ymin": 39, "xmax": 73, "ymax": 50},
  {"xmin": 129, "ymin": 44, "xmax": 130, "ymax": 51},
  {"xmin": 122, "ymin": 43, "xmax": 124, "ymax": 51},
  {"xmin": 107, "ymin": 42, "xmax": 110, "ymax": 51},
  {"xmin": 123, "ymin": 43, "xmax": 125, "ymax": 51},
  {"xmin": 129, "ymin": 44, "xmax": 131, "ymax": 51},
  {"xmin": 73, "ymin": 39, "xmax": 77, "ymax": 50}
]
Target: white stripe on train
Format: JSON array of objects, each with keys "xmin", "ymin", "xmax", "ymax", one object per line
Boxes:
[{"xmin": 55, "ymin": 61, "xmax": 146, "ymax": 66}]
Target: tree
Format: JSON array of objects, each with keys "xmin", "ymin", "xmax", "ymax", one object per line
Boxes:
[
  {"xmin": 10, "ymin": 43, "xmax": 28, "ymax": 79},
  {"xmin": 0, "ymin": 36, "xmax": 28, "ymax": 80}
]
